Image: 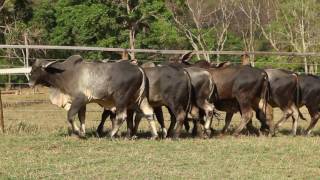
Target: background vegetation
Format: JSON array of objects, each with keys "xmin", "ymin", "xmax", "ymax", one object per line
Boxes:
[{"xmin": 0, "ymin": 0, "xmax": 320, "ymax": 83}]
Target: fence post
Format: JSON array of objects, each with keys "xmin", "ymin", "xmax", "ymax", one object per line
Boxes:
[
  {"xmin": 24, "ymin": 33, "xmax": 30, "ymax": 80},
  {"xmin": 0, "ymin": 90, "xmax": 4, "ymax": 133}
]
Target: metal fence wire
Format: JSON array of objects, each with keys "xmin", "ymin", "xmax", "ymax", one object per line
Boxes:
[{"xmin": 0, "ymin": 45, "xmax": 318, "ymax": 130}]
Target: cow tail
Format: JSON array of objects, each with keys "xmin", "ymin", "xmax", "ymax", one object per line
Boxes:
[
  {"xmin": 183, "ymin": 69, "xmax": 193, "ymax": 114},
  {"xmin": 293, "ymin": 73, "xmax": 306, "ymax": 121},
  {"xmin": 208, "ymin": 75, "xmax": 221, "ymax": 121},
  {"xmin": 136, "ymin": 66, "xmax": 147, "ymax": 106},
  {"xmin": 261, "ymin": 72, "xmax": 270, "ymax": 117}
]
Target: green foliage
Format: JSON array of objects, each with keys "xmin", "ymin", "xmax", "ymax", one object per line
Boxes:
[{"xmin": 0, "ymin": 0, "xmax": 319, "ymax": 79}]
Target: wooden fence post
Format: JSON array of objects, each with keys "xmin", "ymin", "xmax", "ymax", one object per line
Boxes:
[{"xmin": 0, "ymin": 90, "xmax": 4, "ymax": 133}]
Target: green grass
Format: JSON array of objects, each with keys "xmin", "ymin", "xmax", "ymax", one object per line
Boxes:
[
  {"xmin": 1, "ymin": 134, "xmax": 320, "ymax": 179},
  {"xmin": 0, "ymin": 87, "xmax": 320, "ymax": 179}
]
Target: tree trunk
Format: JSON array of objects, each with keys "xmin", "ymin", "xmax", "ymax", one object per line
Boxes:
[
  {"xmin": 0, "ymin": 90, "xmax": 4, "ymax": 133},
  {"xmin": 303, "ymin": 57, "xmax": 308, "ymax": 73},
  {"xmin": 129, "ymin": 28, "xmax": 135, "ymax": 60}
]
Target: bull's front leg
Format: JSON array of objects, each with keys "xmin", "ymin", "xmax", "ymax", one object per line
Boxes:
[
  {"xmin": 67, "ymin": 95, "xmax": 87, "ymax": 137},
  {"xmin": 78, "ymin": 105, "xmax": 86, "ymax": 138}
]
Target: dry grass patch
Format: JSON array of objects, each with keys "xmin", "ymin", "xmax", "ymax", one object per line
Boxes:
[{"xmin": 0, "ymin": 87, "xmax": 319, "ymax": 179}]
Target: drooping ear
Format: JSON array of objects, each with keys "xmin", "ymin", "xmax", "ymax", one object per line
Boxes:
[{"xmin": 180, "ymin": 51, "xmax": 193, "ymax": 63}]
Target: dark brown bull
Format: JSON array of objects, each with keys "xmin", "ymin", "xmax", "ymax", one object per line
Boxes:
[
  {"xmin": 179, "ymin": 53, "xmax": 273, "ymax": 136},
  {"xmin": 220, "ymin": 68, "xmax": 306, "ymax": 136},
  {"xmin": 275, "ymin": 74, "xmax": 320, "ymax": 136},
  {"xmin": 297, "ymin": 74, "xmax": 320, "ymax": 135},
  {"xmin": 265, "ymin": 69, "xmax": 305, "ymax": 136},
  {"xmin": 207, "ymin": 65, "xmax": 272, "ymax": 135}
]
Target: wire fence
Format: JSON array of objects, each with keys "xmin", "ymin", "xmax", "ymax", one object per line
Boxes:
[
  {"xmin": 0, "ymin": 45, "xmax": 319, "ymax": 86},
  {"xmin": 0, "ymin": 45, "xmax": 318, "ymax": 131}
]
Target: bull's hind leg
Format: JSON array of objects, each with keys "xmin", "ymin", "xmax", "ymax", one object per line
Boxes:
[
  {"xmin": 190, "ymin": 106, "xmax": 206, "ymax": 138},
  {"xmin": 274, "ymin": 108, "xmax": 293, "ymax": 135},
  {"xmin": 305, "ymin": 107, "xmax": 320, "ymax": 135},
  {"xmin": 173, "ymin": 108, "xmax": 187, "ymax": 139},
  {"xmin": 96, "ymin": 110, "xmax": 111, "ymax": 137},
  {"xmin": 133, "ymin": 111, "xmax": 143, "ymax": 136},
  {"xmin": 154, "ymin": 107, "xmax": 167, "ymax": 138},
  {"xmin": 233, "ymin": 102, "xmax": 254, "ymax": 136},
  {"xmin": 291, "ymin": 105, "xmax": 299, "ymax": 136},
  {"xmin": 197, "ymin": 100, "xmax": 215, "ymax": 137},
  {"xmin": 167, "ymin": 109, "xmax": 176, "ymax": 137},
  {"xmin": 257, "ymin": 99, "xmax": 274, "ymax": 136},
  {"xmin": 67, "ymin": 95, "xmax": 87, "ymax": 137},
  {"xmin": 109, "ymin": 108, "xmax": 127, "ymax": 138},
  {"xmin": 221, "ymin": 112, "xmax": 234, "ymax": 134},
  {"xmin": 140, "ymin": 98, "xmax": 158, "ymax": 139},
  {"xmin": 126, "ymin": 110, "xmax": 134, "ymax": 138}
]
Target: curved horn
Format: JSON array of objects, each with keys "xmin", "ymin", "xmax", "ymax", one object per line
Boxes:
[
  {"xmin": 180, "ymin": 51, "xmax": 193, "ymax": 62},
  {"xmin": 42, "ymin": 61, "xmax": 58, "ymax": 68}
]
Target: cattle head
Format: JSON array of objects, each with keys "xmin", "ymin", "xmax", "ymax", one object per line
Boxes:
[
  {"xmin": 29, "ymin": 55, "xmax": 83, "ymax": 87},
  {"xmin": 28, "ymin": 59, "xmax": 60, "ymax": 87}
]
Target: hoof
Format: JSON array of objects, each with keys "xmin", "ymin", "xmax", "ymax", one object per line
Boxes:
[
  {"xmin": 78, "ymin": 133, "xmax": 86, "ymax": 139},
  {"xmin": 67, "ymin": 128, "xmax": 73, "ymax": 136},
  {"xmin": 233, "ymin": 132, "xmax": 241, "ymax": 138},
  {"xmin": 68, "ymin": 128, "xmax": 81, "ymax": 137},
  {"xmin": 160, "ymin": 128, "xmax": 168, "ymax": 139},
  {"xmin": 304, "ymin": 130, "xmax": 312, "ymax": 137},
  {"xmin": 150, "ymin": 135, "xmax": 159, "ymax": 140},
  {"xmin": 125, "ymin": 133, "xmax": 138, "ymax": 140},
  {"xmin": 205, "ymin": 129, "xmax": 213, "ymax": 137},
  {"xmin": 95, "ymin": 131, "xmax": 103, "ymax": 138},
  {"xmin": 172, "ymin": 133, "xmax": 181, "ymax": 140},
  {"xmin": 131, "ymin": 135, "xmax": 138, "ymax": 140}
]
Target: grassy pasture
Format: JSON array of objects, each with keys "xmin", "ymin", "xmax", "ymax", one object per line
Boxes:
[{"xmin": 0, "ymin": 87, "xmax": 320, "ymax": 179}]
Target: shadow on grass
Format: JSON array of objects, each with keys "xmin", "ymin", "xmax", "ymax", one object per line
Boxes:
[
  {"xmin": 55, "ymin": 126, "xmax": 199, "ymax": 140},
  {"xmin": 275, "ymin": 126, "xmax": 320, "ymax": 137},
  {"xmin": 54, "ymin": 126, "xmax": 266, "ymax": 140},
  {"xmin": 54, "ymin": 124, "xmax": 320, "ymax": 140}
]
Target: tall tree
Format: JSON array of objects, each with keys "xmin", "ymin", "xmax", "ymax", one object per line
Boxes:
[
  {"xmin": 250, "ymin": 0, "xmax": 320, "ymax": 73},
  {"xmin": 167, "ymin": 0, "xmax": 236, "ymax": 62}
]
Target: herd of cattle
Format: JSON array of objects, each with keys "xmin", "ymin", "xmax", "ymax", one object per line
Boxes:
[{"xmin": 28, "ymin": 53, "xmax": 320, "ymax": 139}]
